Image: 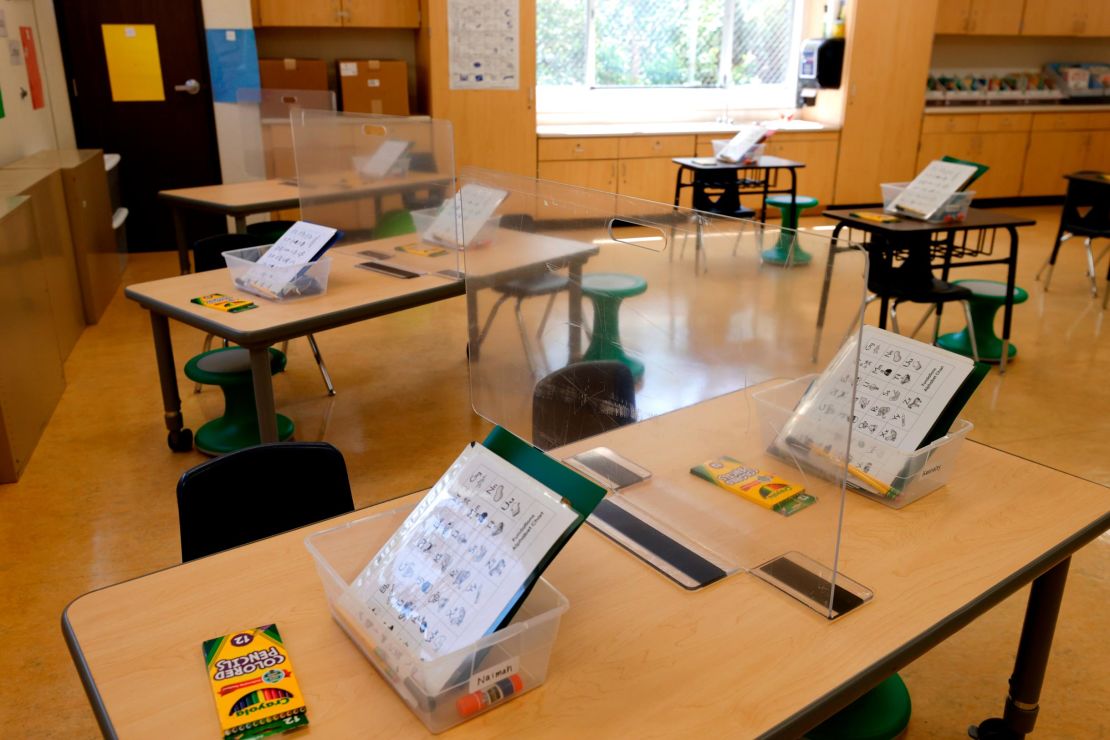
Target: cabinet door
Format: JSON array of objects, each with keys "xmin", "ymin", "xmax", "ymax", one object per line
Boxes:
[
  {"xmin": 967, "ymin": 0, "xmax": 1023, "ymax": 33},
  {"xmin": 1021, "ymin": 131, "xmax": 1092, "ymax": 195},
  {"xmin": 538, "ymin": 160, "xmax": 618, "ymax": 191},
  {"xmin": 256, "ymin": 0, "xmax": 341, "ymax": 27},
  {"xmin": 1087, "ymin": 131, "xmax": 1110, "ymax": 172},
  {"xmin": 968, "ymin": 132, "xmax": 1029, "ymax": 198},
  {"xmin": 935, "ymin": 0, "xmax": 971, "ymax": 33},
  {"xmin": 619, "ymin": 158, "xmax": 686, "ymax": 206},
  {"xmin": 1020, "ymin": 0, "xmax": 1087, "ymax": 34},
  {"xmin": 344, "ymin": 0, "xmax": 420, "ymax": 27},
  {"xmin": 763, "ymin": 137, "xmax": 839, "ymax": 207}
]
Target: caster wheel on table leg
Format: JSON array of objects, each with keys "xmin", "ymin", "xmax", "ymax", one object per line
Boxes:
[
  {"xmin": 969, "ymin": 718, "xmax": 1022, "ymax": 740},
  {"xmin": 168, "ymin": 428, "xmax": 194, "ymax": 452}
]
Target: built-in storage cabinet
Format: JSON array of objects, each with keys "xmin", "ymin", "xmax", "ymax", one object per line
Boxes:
[
  {"xmin": 1020, "ymin": 0, "xmax": 1110, "ymax": 37},
  {"xmin": 935, "ymin": 0, "xmax": 1024, "ymax": 35},
  {"xmin": 254, "ymin": 0, "xmax": 419, "ymax": 28}
]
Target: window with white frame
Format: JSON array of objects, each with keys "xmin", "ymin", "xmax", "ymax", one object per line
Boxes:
[{"xmin": 537, "ymin": 0, "xmax": 803, "ymax": 119}]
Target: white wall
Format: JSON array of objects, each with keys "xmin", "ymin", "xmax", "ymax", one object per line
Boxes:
[
  {"xmin": 199, "ymin": 0, "xmax": 257, "ymax": 185},
  {"xmin": 0, "ymin": 0, "xmax": 76, "ymax": 165}
]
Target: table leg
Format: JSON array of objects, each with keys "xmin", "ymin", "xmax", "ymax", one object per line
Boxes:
[
  {"xmin": 467, "ymin": 288, "xmax": 481, "ymax": 363},
  {"xmin": 812, "ymin": 223, "xmax": 844, "ymax": 362},
  {"xmin": 568, "ymin": 260, "xmax": 584, "ymax": 362},
  {"xmin": 671, "ymin": 167, "xmax": 684, "ymax": 258},
  {"xmin": 150, "ymin": 312, "xmax": 192, "ymax": 451},
  {"xmin": 249, "ymin": 347, "xmax": 279, "ymax": 443},
  {"xmin": 999, "ymin": 227, "xmax": 1019, "ymax": 375},
  {"xmin": 233, "ymin": 215, "xmax": 248, "ymax": 234},
  {"xmin": 970, "ymin": 557, "xmax": 1070, "ymax": 740},
  {"xmin": 759, "ymin": 169, "xmax": 771, "ymax": 223},
  {"xmin": 173, "ymin": 207, "xmax": 191, "ymax": 275}
]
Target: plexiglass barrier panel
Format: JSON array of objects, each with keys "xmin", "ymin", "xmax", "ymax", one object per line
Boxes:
[
  {"xmin": 462, "ymin": 167, "xmax": 871, "ymax": 618},
  {"xmin": 234, "ymin": 88, "xmax": 337, "ymax": 182},
  {"xmin": 291, "ymin": 110, "xmax": 460, "ymax": 276}
]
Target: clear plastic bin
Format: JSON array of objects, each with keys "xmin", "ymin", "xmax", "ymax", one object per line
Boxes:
[
  {"xmin": 411, "ymin": 207, "xmax": 501, "ymax": 248},
  {"xmin": 305, "ymin": 505, "xmax": 569, "ymax": 733},
  {"xmin": 223, "ymin": 245, "xmax": 332, "ymax": 301},
  {"xmin": 752, "ymin": 376, "xmax": 974, "ymax": 509},
  {"xmin": 711, "ymin": 140, "xmax": 766, "ymax": 163},
  {"xmin": 880, "ymin": 183, "xmax": 975, "ymax": 223}
]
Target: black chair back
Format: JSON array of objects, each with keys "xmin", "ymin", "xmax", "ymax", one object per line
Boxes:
[
  {"xmin": 192, "ymin": 232, "xmax": 269, "ymax": 273},
  {"xmin": 1062, "ymin": 174, "xmax": 1110, "ymax": 237},
  {"xmin": 177, "ymin": 442, "xmax": 355, "ymax": 561},
  {"xmin": 532, "ymin": 361, "xmax": 637, "ymax": 450}
]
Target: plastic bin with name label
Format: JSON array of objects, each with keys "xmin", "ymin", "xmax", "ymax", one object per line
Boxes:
[{"xmin": 223, "ymin": 245, "xmax": 332, "ymax": 301}]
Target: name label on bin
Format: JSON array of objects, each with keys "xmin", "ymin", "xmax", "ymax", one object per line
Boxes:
[{"xmin": 469, "ymin": 658, "xmax": 519, "ymax": 693}]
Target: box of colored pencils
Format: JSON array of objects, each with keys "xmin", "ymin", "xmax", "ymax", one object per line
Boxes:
[{"xmin": 203, "ymin": 624, "xmax": 308, "ymax": 739}]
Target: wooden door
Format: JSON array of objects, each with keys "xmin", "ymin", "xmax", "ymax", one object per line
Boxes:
[
  {"xmin": 618, "ymin": 158, "xmax": 683, "ymax": 204},
  {"xmin": 833, "ymin": 0, "xmax": 939, "ymax": 204},
  {"xmin": 418, "ymin": 0, "xmax": 536, "ymax": 176},
  {"xmin": 1020, "ymin": 132, "xmax": 1092, "ymax": 195},
  {"xmin": 538, "ymin": 160, "xmax": 618, "ymax": 192},
  {"xmin": 344, "ymin": 0, "xmax": 420, "ymax": 27},
  {"xmin": 54, "ymin": 0, "xmax": 223, "ymax": 249},
  {"xmin": 1021, "ymin": 0, "xmax": 1087, "ymax": 34},
  {"xmin": 967, "ymin": 0, "xmax": 1023, "ymax": 33},
  {"xmin": 935, "ymin": 0, "xmax": 972, "ymax": 33},
  {"xmin": 256, "ymin": 0, "xmax": 342, "ymax": 27}
]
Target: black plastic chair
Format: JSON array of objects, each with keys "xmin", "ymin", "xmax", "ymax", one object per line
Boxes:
[
  {"xmin": 865, "ymin": 242, "xmax": 980, "ymax": 362},
  {"xmin": 191, "ymin": 232, "xmax": 336, "ymax": 396},
  {"xmin": 1038, "ymin": 172, "xmax": 1110, "ymax": 303},
  {"xmin": 532, "ymin": 361, "xmax": 637, "ymax": 450},
  {"xmin": 176, "ymin": 442, "xmax": 355, "ymax": 561},
  {"xmin": 690, "ymin": 168, "xmax": 757, "ymax": 220}
]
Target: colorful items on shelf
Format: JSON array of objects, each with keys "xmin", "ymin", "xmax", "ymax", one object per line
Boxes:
[
  {"xmin": 1044, "ymin": 62, "xmax": 1110, "ymax": 99},
  {"xmin": 925, "ymin": 69, "xmax": 1060, "ymax": 105}
]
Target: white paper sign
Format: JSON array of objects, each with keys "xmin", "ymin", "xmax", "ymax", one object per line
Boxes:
[
  {"xmin": 448, "ymin": 0, "xmax": 519, "ymax": 90},
  {"xmin": 889, "ymin": 160, "xmax": 978, "ymax": 220}
]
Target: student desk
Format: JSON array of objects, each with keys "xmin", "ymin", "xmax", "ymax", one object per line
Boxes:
[
  {"xmin": 123, "ymin": 233, "xmax": 597, "ymax": 450},
  {"xmin": 817, "ymin": 208, "xmax": 1036, "ymax": 372},
  {"xmin": 62, "ymin": 387, "xmax": 1109, "ymax": 738},
  {"xmin": 159, "ymin": 173, "xmax": 450, "ymax": 275},
  {"xmin": 672, "ymin": 155, "xmax": 804, "ymax": 222}
]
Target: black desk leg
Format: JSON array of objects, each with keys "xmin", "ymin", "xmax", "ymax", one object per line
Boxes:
[
  {"xmin": 999, "ymin": 227, "xmax": 1019, "ymax": 374},
  {"xmin": 568, "ymin": 260, "xmax": 584, "ymax": 362},
  {"xmin": 233, "ymin": 215, "xmax": 248, "ymax": 234},
  {"xmin": 671, "ymin": 166, "xmax": 685, "ymax": 257},
  {"xmin": 759, "ymin": 169, "xmax": 771, "ymax": 223},
  {"xmin": 150, "ymin": 312, "xmax": 192, "ymax": 452},
  {"xmin": 466, "ymin": 289, "xmax": 481, "ymax": 363},
  {"xmin": 249, "ymin": 347, "xmax": 280, "ymax": 443},
  {"xmin": 970, "ymin": 557, "xmax": 1071, "ymax": 740},
  {"xmin": 812, "ymin": 223, "xmax": 844, "ymax": 362},
  {"xmin": 173, "ymin": 207, "xmax": 191, "ymax": 275}
]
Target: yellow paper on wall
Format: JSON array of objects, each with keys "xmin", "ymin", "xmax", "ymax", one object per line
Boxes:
[{"xmin": 101, "ymin": 24, "xmax": 165, "ymax": 102}]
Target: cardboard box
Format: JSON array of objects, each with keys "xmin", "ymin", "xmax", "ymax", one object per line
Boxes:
[
  {"xmin": 338, "ymin": 60, "xmax": 409, "ymax": 115},
  {"xmin": 259, "ymin": 58, "xmax": 329, "ymax": 91}
]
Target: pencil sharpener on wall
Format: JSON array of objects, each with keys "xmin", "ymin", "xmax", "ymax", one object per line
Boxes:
[{"xmin": 797, "ymin": 37, "xmax": 845, "ymax": 107}]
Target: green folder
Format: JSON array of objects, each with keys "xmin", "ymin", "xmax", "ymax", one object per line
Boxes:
[{"xmin": 941, "ymin": 155, "xmax": 990, "ymax": 191}]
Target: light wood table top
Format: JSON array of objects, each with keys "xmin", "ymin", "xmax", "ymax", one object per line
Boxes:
[
  {"xmin": 64, "ymin": 388, "xmax": 1110, "ymax": 738},
  {"xmin": 123, "ymin": 231, "xmax": 596, "ymax": 346}
]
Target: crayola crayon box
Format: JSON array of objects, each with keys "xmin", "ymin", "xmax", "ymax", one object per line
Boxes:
[
  {"xmin": 690, "ymin": 456, "xmax": 815, "ymax": 516},
  {"xmin": 203, "ymin": 624, "xmax": 308, "ymax": 739}
]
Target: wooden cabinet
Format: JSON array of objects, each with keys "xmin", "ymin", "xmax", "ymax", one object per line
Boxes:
[
  {"xmin": 536, "ymin": 134, "xmax": 693, "ymax": 206},
  {"xmin": 537, "ymin": 159, "xmax": 618, "ymax": 192},
  {"xmin": 255, "ymin": 0, "xmax": 419, "ymax": 28},
  {"xmin": 936, "ymin": 0, "xmax": 1023, "ymax": 34},
  {"xmin": 618, "ymin": 158, "xmax": 682, "ymax": 204},
  {"xmin": 757, "ymin": 132, "xmax": 839, "ymax": 209},
  {"xmin": 1020, "ymin": 0, "xmax": 1104, "ymax": 36},
  {"xmin": 834, "ymin": 0, "xmax": 939, "ymax": 204},
  {"xmin": 916, "ymin": 130, "xmax": 1029, "ymax": 198},
  {"xmin": 1021, "ymin": 131, "xmax": 1094, "ymax": 194}
]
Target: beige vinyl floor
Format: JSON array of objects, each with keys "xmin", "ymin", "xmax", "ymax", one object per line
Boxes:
[{"xmin": 0, "ymin": 205, "xmax": 1106, "ymax": 737}]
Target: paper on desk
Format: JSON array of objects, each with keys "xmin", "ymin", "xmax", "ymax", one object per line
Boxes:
[
  {"xmin": 422, "ymin": 184, "xmax": 507, "ymax": 249},
  {"xmin": 889, "ymin": 160, "xmax": 977, "ymax": 220},
  {"xmin": 716, "ymin": 124, "xmax": 767, "ymax": 164},
  {"xmin": 238, "ymin": 221, "xmax": 336, "ymax": 298},
  {"xmin": 353, "ymin": 140, "xmax": 411, "ymax": 179}
]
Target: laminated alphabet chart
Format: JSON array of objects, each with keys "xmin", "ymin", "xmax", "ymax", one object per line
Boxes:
[
  {"xmin": 338, "ymin": 442, "xmax": 577, "ymax": 689},
  {"xmin": 447, "ymin": 0, "xmax": 519, "ymax": 90},
  {"xmin": 773, "ymin": 325, "xmax": 974, "ymax": 492}
]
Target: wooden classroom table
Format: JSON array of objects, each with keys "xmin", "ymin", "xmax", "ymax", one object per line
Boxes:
[
  {"xmin": 123, "ymin": 232, "xmax": 597, "ymax": 451},
  {"xmin": 63, "ymin": 388, "xmax": 1110, "ymax": 738},
  {"xmin": 159, "ymin": 173, "xmax": 450, "ymax": 275},
  {"xmin": 817, "ymin": 208, "xmax": 1036, "ymax": 373}
]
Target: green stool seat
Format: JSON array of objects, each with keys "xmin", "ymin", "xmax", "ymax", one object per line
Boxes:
[
  {"xmin": 806, "ymin": 674, "xmax": 912, "ymax": 740},
  {"xmin": 763, "ymin": 194, "xmax": 819, "ymax": 266},
  {"xmin": 936, "ymin": 279, "xmax": 1029, "ymax": 362},
  {"xmin": 581, "ymin": 273, "xmax": 648, "ymax": 379},
  {"xmin": 184, "ymin": 347, "xmax": 294, "ymax": 455},
  {"xmin": 374, "ymin": 209, "xmax": 417, "ymax": 239}
]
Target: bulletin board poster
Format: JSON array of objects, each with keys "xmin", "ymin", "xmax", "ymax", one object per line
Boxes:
[
  {"xmin": 204, "ymin": 28, "xmax": 260, "ymax": 103},
  {"xmin": 19, "ymin": 26, "xmax": 44, "ymax": 109},
  {"xmin": 447, "ymin": 0, "xmax": 519, "ymax": 90},
  {"xmin": 101, "ymin": 24, "xmax": 165, "ymax": 102}
]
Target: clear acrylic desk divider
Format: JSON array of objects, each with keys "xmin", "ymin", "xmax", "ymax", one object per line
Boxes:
[
  {"xmin": 461, "ymin": 166, "xmax": 872, "ymax": 619},
  {"xmin": 290, "ymin": 110, "xmax": 461, "ymax": 277},
  {"xmin": 233, "ymin": 88, "xmax": 337, "ymax": 183}
]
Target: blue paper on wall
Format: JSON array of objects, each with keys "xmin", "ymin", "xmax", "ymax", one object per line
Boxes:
[{"xmin": 205, "ymin": 28, "xmax": 259, "ymax": 103}]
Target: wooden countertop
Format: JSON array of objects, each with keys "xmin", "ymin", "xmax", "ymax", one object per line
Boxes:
[{"xmin": 537, "ymin": 120, "xmax": 838, "ymax": 138}]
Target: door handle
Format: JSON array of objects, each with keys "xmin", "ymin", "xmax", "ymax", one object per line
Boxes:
[{"xmin": 174, "ymin": 79, "xmax": 201, "ymax": 95}]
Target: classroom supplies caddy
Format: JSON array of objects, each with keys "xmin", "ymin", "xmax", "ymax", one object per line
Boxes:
[
  {"xmin": 223, "ymin": 221, "xmax": 341, "ymax": 301},
  {"xmin": 305, "ymin": 426, "xmax": 604, "ymax": 732}
]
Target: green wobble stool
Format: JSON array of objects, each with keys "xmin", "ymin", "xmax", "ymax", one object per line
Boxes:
[
  {"xmin": 806, "ymin": 674, "xmax": 913, "ymax": 740},
  {"xmin": 937, "ymin": 279, "xmax": 1029, "ymax": 362},
  {"xmin": 581, "ymin": 273, "xmax": 648, "ymax": 380},
  {"xmin": 762, "ymin": 194, "xmax": 819, "ymax": 266},
  {"xmin": 374, "ymin": 209, "xmax": 416, "ymax": 238},
  {"xmin": 185, "ymin": 347, "xmax": 294, "ymax": 455}
]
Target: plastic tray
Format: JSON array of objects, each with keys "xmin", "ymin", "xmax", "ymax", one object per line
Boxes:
[
  {"xmin": 880, "ymin": 183, "xmax": 975, "ymax": 223},
  {"xmin": 223, "ymin": 245, "xmax": 332, "ymax": 301},
  {"xmin": 753, "ymin": 376, "xmax": 973, "ymax": 509},
  {"xmin": 305, "ymin": 505, "xmax": 569, "ymax": 733}
]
